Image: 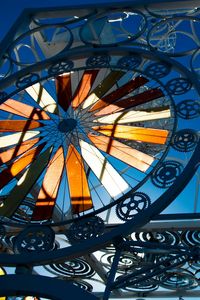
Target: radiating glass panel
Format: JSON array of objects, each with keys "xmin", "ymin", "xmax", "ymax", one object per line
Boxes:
[
  {"xmin": 66, "ymin": 144, "xmax": 93, "ymax": 214},
  {"xmin": 32, "ymin": 147, "xmax": 64, "ymax": 220},
  {"xmin": 90, "ymin": 76, "xmax": 148, "ymax": 112},
  {"xmin": 0, "ymin": 120, "xmax": 42, "ymax": 132},
  {"xmin": 88, "ymin": 134, "xmax": 154, "ymax": 172},
  {"xmin": 95, "ymin": 107, "xmax": 171, "ymax": 124},
  {"xmin": 0, "ymin": 143, "xmax": 45, "ymax": 190},
  {"xmin": 72, "ymin": 70, "xmax": 99, "ymax": 109},
  {"xmin": 0, "ymin": 138, "xmax": 40, "ymax": 165},
  {"xmin": 26, "ymin": 83, "xmax": 58, "ymax": 114},
  {"xmin": 82, "ymin": 70, "xmax": 125, "ymax": 108},
  {"xmin": 93, "ymin": 125, "xmax": 169, "ymax": 144},
  {"xmin": 0, "ymin": 131, "xmax": 40, "ymax": 148},
  {"xmin": 0, "ymin": 147, "xmax": 52, "ymax": 217},
  {"xmin": 95, "ymin": 88, "xmax": 164, "ymax": 116},
  {"xmin": 56, "ymin": 74, "xmax": 72, "ymax": 111},
  {"xmin": 0, "ymin": 99, "xmax": 50, "ymax": 120},
  {"xmin": 80, "ymin": 140, "xmax": 129, "ymax": 198}
]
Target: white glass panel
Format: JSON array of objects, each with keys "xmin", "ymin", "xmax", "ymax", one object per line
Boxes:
[
  {"xmin": 82, "ymin": 93, "xmax": 99, "ymax": 109},
  {"xmin": 26, "ymin": 83, "xmax": 57, "ymax": 113},
  {"xmin": 0, "ymin": 131, "xmax": 39, "ymax": 148},
  {"xmin": 80, "ymin": 140, "xmax": 130, "ymax": 198},
  {"xmin": 95, "ymin": 109, "xmax": 171, "ymax": 124}
]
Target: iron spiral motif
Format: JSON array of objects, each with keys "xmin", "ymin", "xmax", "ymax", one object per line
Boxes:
[
  {"xmin": 117, "ymin": 275, "xmax": 159, "ymax": 292},
  {"xmin": 71, "ymin": 280, "xmax": 93, "ymax": 292},
  {"xmin": 100, "ymin": 252, "xmax": 140, "ymax": 272},
  {"xmin": 181, "ymin": 230, "xmax": 200, "ymax": 247},
  {"xmin": 159, "ymin": 268, "xmax": 198, "ymax": 290},
  {"xmin": 47, "ymin": 258, "xmax": 95, "ymax": 278},
  {"xmin": 132, "ymin": 230, "xmax": 180, "ymax": 245}
]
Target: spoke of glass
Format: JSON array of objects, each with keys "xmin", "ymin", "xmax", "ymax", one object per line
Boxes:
[
  {"xmin": 95, "ymin": 88, "xmax": 164, "ymax": 116},
  {"xmin": 0, "ymin": 138, "xmax": 40, "ymax": 166},
  {"xmin": 26, "ymin": 82, "xmax": 58, "ymax": 114},
  {"xmin": 0, "ymin": 143, "xmax": 46, "ymax": 190},
  {"xmin": 56, "ymin": 74, "xmax": 72, "ymax": 111},
  {"xmin": 80, "ymin": 139, "xmax": 130, "ymax": 198},
  {"xmin": 66, "ymin": 143, "xmax": 93, "ymax": 214},
  {"xmin": 71, "ymin": 70, "xmax": 99, "ymax": 109},
  {"xmin": 0, "ymin": 99, "xmax": 50, "ymax": 120},
  {"xmin": 0, "ymin": 147, "xmax": 52, "ymax": 217},
  {"xmin": 0, "ymin": 131, "xmax": 40, "ymax": 148},
  {"xmin": 89, "ymin": 76, "xmax": 149, "ymax": 112},
  {"xmin": 88, "ymin": 133, "xmax": 154, "ymax": 172},
  {"xmin": 92, "ymin": 125, "xmax": 169, "ymax": 144},
  {"xmin": 32, "ymin": 147, "xmax": 65, "ymax": 221},
  {"xmin": 0, "ymin": 120, "xmax": 43, "ymax": 132},
  {"xmin": 95, "ymin": 106, "xmax": 171, "ymax": 124},
  {"xmin": 82, "ymin": 70, "xmax": 125, "ymax": 109}
]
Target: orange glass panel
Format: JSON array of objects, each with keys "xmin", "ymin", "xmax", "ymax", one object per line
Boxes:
[
  {"xmin": 90, "ymin": 76, "xmax": 148, "ymax": 112},
  {"xmin": 88, "ymin": 134, "xmax": 154, "ymax": 172},
  {"xmin": 0, "ymin": 147, "xmax": 52, "ymax": 217},
  {"xmin": 56, "ymin": 74, "xmax": 72, "ymax": 111},
  {"xmin": 72, "ymin": 70, "xmax": 99, "ymax": 109},
  {"xmin": 0, "ymin": 99, "xmax": 50, "ymax": 120},
  {"xmin": 0, "ymin": 137, "xmax": 40, "ymax": 166},
  {"xmin": 32, "ymin": 147, "xmax": 64, "ymax": 220},
  {"xmin": 0, "ymin": 143, "xmax": 45, "ymax": 189},
  {"xmin": 0, "ymin": 120, "xmax": 42, "ymax": 132},
  {"xmin": 95, "ymin": 88, "xmax": 164, "ymax": 116},
  {"xmin": 92, "ymin": 125, "xmax": 169, "ymax": 144},
  {"xmin": 66, "ymin": 144, "xmax": 93, "ymax": 214}
]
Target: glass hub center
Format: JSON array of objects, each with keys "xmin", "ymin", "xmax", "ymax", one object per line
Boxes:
[{"xmin": 58, "ymin": 118, "xmax": 77, "ymax": 133}]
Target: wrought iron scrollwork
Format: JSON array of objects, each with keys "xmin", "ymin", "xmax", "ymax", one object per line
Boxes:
[
  {"xmin": 13, "ymin": 226, "xmax": 55, "ymax": 253},
  {"xmin": 48, "ymin": 60, "xmax": 74, "ymax": 76},
  {"xmin": 176, "ymin": 100, "xmax": 200, "ymax": 119},
  {"xmin": 86, "ymin": 55, "xmax": 111, "ymax": 67},
  {"xmin": 171, "ymin": 129, "xmax": 199, "ymax": 152},
  {"xmin": 117, "ymin": 55, "xmax": 142, "ymax": 69},
  {"xmin": 166, "ymin": 78, "xmax": 192, "ymax": 95},
  {"xmin": 16, "ymin": 73, "xmax": 40, "ymax": 88},
  {"xmin": 66, "ymin": 216, "xmax": 105, "ymax": 243},
  {"xmin": 116, "ymin": 192, "xmax": 151, "ymax": 221},
  {"xmin": 48, "ymin": 258, "xmax": 95, "ymax": 278},
  {"xmin": 151, "ymin": 160, "xmax": 183, "ymax": 188}
]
